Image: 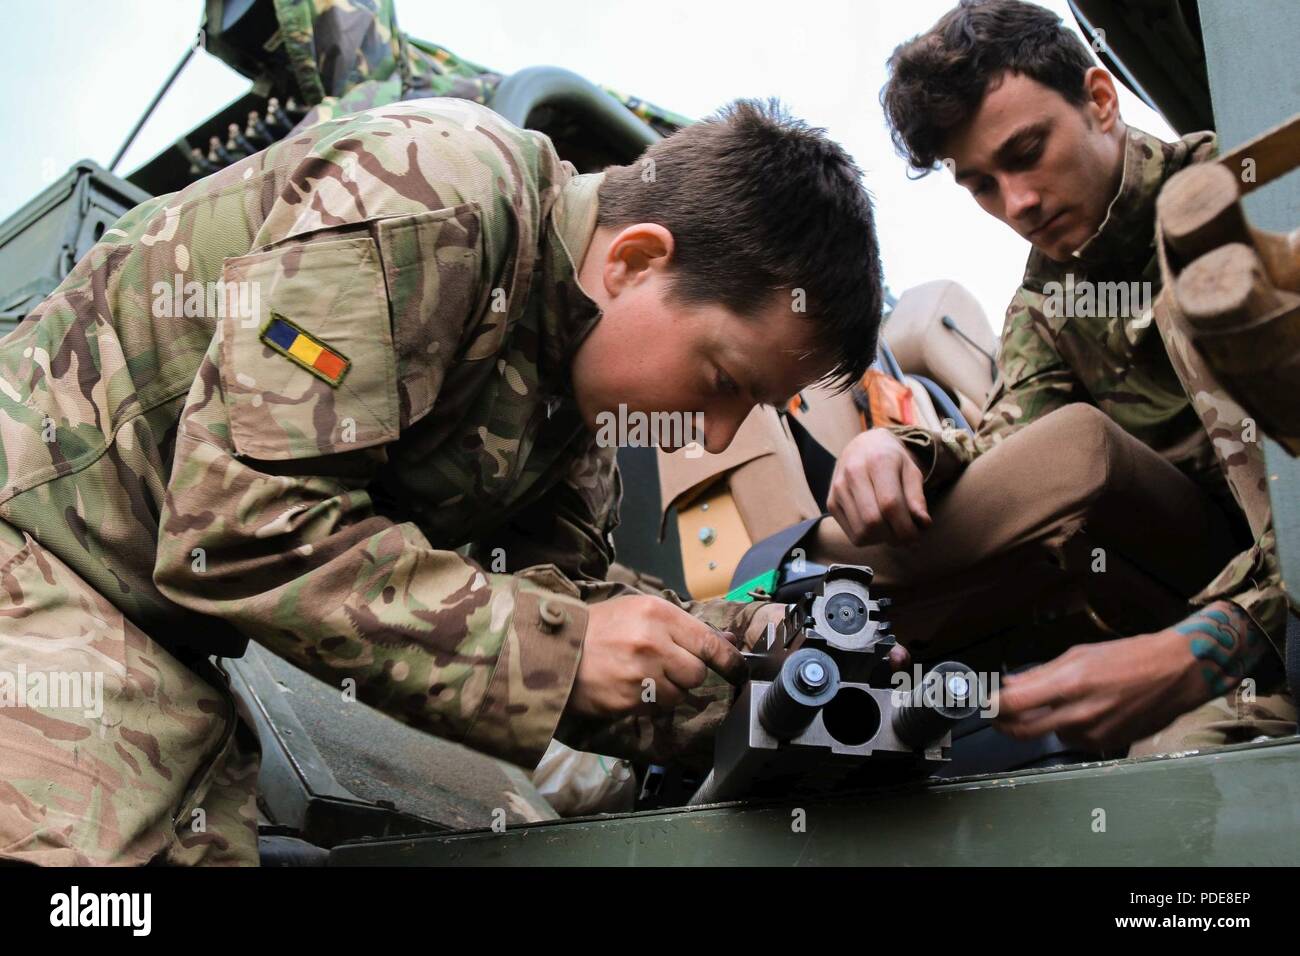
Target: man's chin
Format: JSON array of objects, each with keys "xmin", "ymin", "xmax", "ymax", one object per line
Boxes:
[{"xmin": 1032, "ymin": 233, "xmax": 1082, "ymax": 263}]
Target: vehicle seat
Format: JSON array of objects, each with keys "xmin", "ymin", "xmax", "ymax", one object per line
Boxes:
[{"xmin": 882, "ymin": 279, "xmax": 999, "ymax": 426}]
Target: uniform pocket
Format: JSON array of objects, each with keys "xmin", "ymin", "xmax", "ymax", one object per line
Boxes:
[{"xmin": 218, "ymin": 235, "xmax": 400, "ymax": 460}]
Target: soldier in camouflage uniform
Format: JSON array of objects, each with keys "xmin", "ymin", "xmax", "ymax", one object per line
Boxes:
[
  {"xmin": 829, "ymin": 0, "xmax": 1295, "ymax": 754},
  {"xmin": 0, "ymin": 94, "xmax": 883, "ymax": 864},
  {"xmin": 242, "ymin": 0, "xmax": 689, "ymax": 143}
]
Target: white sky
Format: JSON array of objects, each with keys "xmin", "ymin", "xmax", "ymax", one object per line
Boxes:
[{"xmin": 0, "ymin": 0, "xmax": 1175, "ymax": 333}]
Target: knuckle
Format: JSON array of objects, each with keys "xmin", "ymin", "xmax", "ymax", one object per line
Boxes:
[{"xmin": 630, "ymin": 632, "xmax": 658, "ymax": 657}]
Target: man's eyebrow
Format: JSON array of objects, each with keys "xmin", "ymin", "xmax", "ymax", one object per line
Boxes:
[
  {"xmin": 992, "ymin": 120, "xmax": 1052, "ymax": 167},
  {"xmin": 955, "ymin": 120, "xmax": 1053, "ymax": 182}
]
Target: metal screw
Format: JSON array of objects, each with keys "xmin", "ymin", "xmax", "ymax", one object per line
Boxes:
[
  {"xmin": 946, "ymin": 673, "xmax": 970, "ymax": 700},
  {"xmin": 795, "ymin": 659, "xmax": 828, "ymax": 692},
  {"xmin": 698, "ymin": 527, "xmax": 716, "ymax": 546}
]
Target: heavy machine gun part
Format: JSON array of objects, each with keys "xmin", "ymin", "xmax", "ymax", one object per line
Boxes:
[
  {"xmin": 892, "ymin": 661, "xmax": 981, "ymax": 750},
  {"xmin": 808, "ymin": 565, "xmax": 887, "ymax": 656},
  {"xmin": 690, "ymin": 565, "xmax": 976, "ymax": 805},
  {"xmin": 757, "ymin": 648, "xmax": 840, "ymax": 740}
]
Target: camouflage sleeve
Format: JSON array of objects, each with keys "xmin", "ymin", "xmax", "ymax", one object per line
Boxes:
[
  {"xmin": 1190, "ymin": 529, "xmax": 1289, "ymax": 656},
  {"xmin": 153, "ymin": 109, "xmax": 589, "ymax": 771},
  {"xmin": 553, "ymin": 568, "xmax": 769, "ymax": 772},
  {"xmin": 154, "ymin": 338, "xmax": 591, "ymax": 772},
  {"xmin": 465, "ymin": 439, "xmax": 765, "ymax": 768},
  {"xmin": 889, "ymin": 285, "xmax": 1086, "ymax": 490}
]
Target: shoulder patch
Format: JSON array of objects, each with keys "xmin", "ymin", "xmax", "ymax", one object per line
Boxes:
[{"xmin": 260, "ymin": 313, "xmax": 351, "ymax": 387}]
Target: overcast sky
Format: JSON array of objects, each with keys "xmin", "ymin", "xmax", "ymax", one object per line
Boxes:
[{"xmin": 0, "ymin": 0, "xmax": 1175, "ymax": 333}]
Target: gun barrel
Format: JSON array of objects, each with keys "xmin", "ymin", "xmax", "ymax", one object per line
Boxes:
[
  {"xmin": 892, "ymin": 661, "xmax": 979, "ymax": 749},
  {"xmin": 757, "ymin": 648, "xmax": 840, "ymax": 739}
]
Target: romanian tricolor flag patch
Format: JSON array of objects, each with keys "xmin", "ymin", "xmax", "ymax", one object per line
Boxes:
[{"xmin": 260, "ymin": 313, "xmax": 351, "ymax": 387}]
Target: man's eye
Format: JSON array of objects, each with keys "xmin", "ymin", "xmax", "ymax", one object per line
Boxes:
[
  {"xmin": 715, "ymin": 369, "xmax": 740, "ymax": 396},
  {"xmin": 1006, "ymin": 142, "xmax": 1044, "ymax": 171},
  {"xmin": 970, "ymin": 177, "xmax": 994, "ymax": 197}
]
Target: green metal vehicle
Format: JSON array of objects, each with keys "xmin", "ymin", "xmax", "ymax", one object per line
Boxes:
[{"xmin": 0, "ymin": 0, "xmax": 1296, "ymax": 866}]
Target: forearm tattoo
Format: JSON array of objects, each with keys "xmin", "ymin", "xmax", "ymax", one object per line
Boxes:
[{"xmin": 1174, "ymin": 602, "xmax": 1267, "ymax": 696}]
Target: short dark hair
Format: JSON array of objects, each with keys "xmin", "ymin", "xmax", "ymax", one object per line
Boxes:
[
  {"xmin": 598, "ymin": 98, "xmax": 882, "ymax": 389},
  {"xmin": 882, "ymin": 0, "xmax": 1097, "ymax": 173}
]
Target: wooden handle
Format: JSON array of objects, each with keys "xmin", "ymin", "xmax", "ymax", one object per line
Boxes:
[
  {"xmin": 1157, "ymin": 162, "xmax": 1251, "ymax": 265},
  {"xmin": 1175, "ymin": 243, "xmax": 1282, "ymax": 329}
]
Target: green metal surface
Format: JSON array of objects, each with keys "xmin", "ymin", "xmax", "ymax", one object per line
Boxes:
[
  {"xmin": 726, "ymin": 569, "xmax": 778, "ymax": 603},
  {"xmin": 330, "ymin": 737, "xmax": 1300, "ymax": 865}
]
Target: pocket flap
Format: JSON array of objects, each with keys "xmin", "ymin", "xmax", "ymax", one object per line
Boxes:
[{"xmin": 218, "ymin": 235, "xmax": 399, "ymax": 460}]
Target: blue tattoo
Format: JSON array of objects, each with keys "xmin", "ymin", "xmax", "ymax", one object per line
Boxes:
[{"xmin": 1175, "ymin": 605, "xmax": 1264, "ymax": 695}]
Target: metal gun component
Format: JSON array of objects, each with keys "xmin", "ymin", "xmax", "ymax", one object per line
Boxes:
[
  {"xmin": 207, "ymin": 135, "xmax": 231, "ymax": 165},
  {"xmin": 188, "ymin": 146, "xmax": 217, "ymax": 176},
  {"xmin": 246, "ymin": 110, "xmax": 272, "ymax": 145},
  {"xmin": 757, "ymin": 648, "xmax": 839, "ymax": 739},
  {"xmin": 892, "ymin": 661, "xmax": 981, "ymax": 749},
  {"xmin": 690, "ymin": 564, "xmax": 977, "ymax": 806},
  {"xmin": 226, "ymin": 122, "xmax": 255, "ymax": 158},
  {"xmin": 265, "ymin": 96, "xmax": 287, "ymax": 130}
]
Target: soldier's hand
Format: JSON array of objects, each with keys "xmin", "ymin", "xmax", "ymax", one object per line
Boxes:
[
  {"xmin": 993, "ymin": 602, "xmax": 1264, "ymax": 753},
  {"xmin": 992, "ymin": 629, "xmax": 1208, "ymax": 753},
  {"xmin": 566, "ymin": 595, "xmax": 747, "ymax": 719},
  {"xmin": 827, "ymin": 429, "xmax": 932, "ymax": 546}
]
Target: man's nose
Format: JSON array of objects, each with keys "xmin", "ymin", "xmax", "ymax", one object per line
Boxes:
[
  {"xmin": 702, "ymin": 412, "xmax": 744, "ymax": 454},
  {"xmin": 1001, "ymin": 174, "xmax": 1040, "ymax": 224}
]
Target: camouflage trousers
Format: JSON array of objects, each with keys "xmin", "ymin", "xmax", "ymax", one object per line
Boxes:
[
  {"xmin": 0, "ymin": 519, "xmax": 260, "ymax": 866},
  {"xmin": 1128, "ymin": 687, "xmax": 1297, "ymax": 757}
]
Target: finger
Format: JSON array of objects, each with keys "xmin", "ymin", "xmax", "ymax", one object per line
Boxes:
[
  {"xmin": 667, "ymin": 616, "xmax": 747, "ymax": 683},
  {"xmin": 828, "ymin": 483, "xmax": 868, "ymax": 546},
  {"xmin": 843, "ymin": 475, "xmax": 886, "ymax": 545},
  {"xmin": 867, "ymin": 459, "xmax": 919, "ymax": 544},
  {"xmin": 994, "ymin": 662, "xmax": 1077, "ymax": 715},
  {"xmin": 901, "ymin": 460, "xmax": 932, "ymax": 527},
  {"xmin": 639, "ymin": 671, "xmax": 685, "ymax": 714},
  {"xmin": 999, "ymin": 700, "xmax": 1106, "ymax": 745},
  {"xmin": 994, "ymin": 704, "xmax": 1063, "ymax": 739},
  {"xmin": 659, "ymin": 640, "xmax": 710, "ymax": 690},
  {"xmin": 889, "ymin": 642, "xmax": 911, "ymax": 672}
]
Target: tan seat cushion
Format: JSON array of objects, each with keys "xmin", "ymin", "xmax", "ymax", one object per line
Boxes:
[{"xmin": 883, "ymin": 279, "xmax": 998, "ymax": 408}]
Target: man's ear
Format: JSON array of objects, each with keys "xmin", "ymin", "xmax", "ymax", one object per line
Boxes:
[
  {"xmin": 602, "ymin": 223, "xmax": 674, "ymax": 296},
  {"xmin": 1083, "ymin": 66, "xmax": 1122, "ymax": 134}
]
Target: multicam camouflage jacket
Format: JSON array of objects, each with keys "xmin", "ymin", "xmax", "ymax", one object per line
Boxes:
[
  {"xmin": 0, "ymin": 98, "xmax": 761, "ymax": 771},
  {"xmin": 263, "ymin": 0, "xmax": 689, "ymax": 136},
  {"xmin": 893, "ymin": 126, "xmax": 1288, "ymax": 653}
]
